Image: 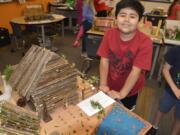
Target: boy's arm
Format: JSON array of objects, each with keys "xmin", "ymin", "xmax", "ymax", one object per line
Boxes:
[
  {"xmin": 107, "ymin": 66, "xmax": 141, "ymax": 99},
  {"xmin": 163, "ymin": 62, "xmax": 180, "ymax": 99},
  {"xmin": 99, "ymin": 57, "xmax": 110, "ymax": 93}
]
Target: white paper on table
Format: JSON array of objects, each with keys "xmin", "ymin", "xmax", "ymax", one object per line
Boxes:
[{"xmin": 77, "ymin": 91, "xmax": 115, "ymax": 116}]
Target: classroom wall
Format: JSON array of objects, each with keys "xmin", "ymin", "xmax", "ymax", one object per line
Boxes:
[{"xmin": 0, "ymin": 0, "xmax": 53, "ymax": 33}]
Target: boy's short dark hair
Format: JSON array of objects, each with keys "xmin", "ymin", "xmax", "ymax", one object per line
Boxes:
[{"xmin": 115, "ymin": 0, "xmax": 144, "ymax": 21}]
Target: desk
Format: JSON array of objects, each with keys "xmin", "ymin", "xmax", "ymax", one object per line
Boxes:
[
  {"xmin": 86, "ymin": 30, "xmax": 103, "ymax": 58},
  {"xmin": 145, "ymin": 14, "xmax": 167, "ymax": 27},
  {"xmin": 48, "ymin": 2, "xmax": 69, "ymax": 12},
  {"xmin": 11, "ymin": 14, "xmax": 66, "ymax": 47},
  {"xmin": 86, "ymin": 29, "xmax": 163, "ymax": 80},
  {"xmin": 6, "ymin": 80, "xmax": 151, "ymax": 135},
  {"xmin": 56, "ymin": 7, "xmax": 78, "ymax": 30},
  {"xmin": 40, "ymin": 102, "xmax": 151, "ymax": 135},
  {"xmin": 87, "ymin": 30, "xmax": 104, "ymax": 36},
  {"xmin": 148, "ymin": 35, "xmax": 163, "ymax": 79}
]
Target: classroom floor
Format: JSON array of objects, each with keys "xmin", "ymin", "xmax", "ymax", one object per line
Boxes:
[{"xmin": 0, "ymin": 30, "xmax": 175, "ymax": 135}]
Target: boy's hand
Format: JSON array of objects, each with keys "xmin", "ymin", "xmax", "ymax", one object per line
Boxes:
[
  {"xmin": 107, "ymin": 90, "xmax": 124, "ymax": 100},
  {"xmin": 99, "ymin": 85, "xmax": 110, "ymax": 93}
]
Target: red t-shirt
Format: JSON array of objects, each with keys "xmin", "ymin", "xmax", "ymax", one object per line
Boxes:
[
  {"xmin": 94, "ymin": 0, "xmax": 110, "ymax": 12},
  {"xmin": 97, "ymin": 28, "xmax": 153, "ymax": 96},
  {"xmin": 168, "ymin": 4, "xmax": 180, "ymax": 20}
]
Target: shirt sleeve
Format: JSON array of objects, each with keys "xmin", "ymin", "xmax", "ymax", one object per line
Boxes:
[
  {"xmin": 97, "ymin": 31, "xmax": 110, "ymax": 58},
  {"xmin": 133, "ymin": 38, "xmax": 153, "ymax": 71}
]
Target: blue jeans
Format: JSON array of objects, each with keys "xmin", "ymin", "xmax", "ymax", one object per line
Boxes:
[{"xmin": 82, "ymin": 20, "xmax": 92, "ymax": 53}]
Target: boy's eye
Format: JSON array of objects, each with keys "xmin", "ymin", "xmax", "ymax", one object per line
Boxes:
[
  {"xmin": 130, "ymin": 15, "xmax": 136, "ymax": 19},
  {"xmin": 119, "ymin": 14, "xmax": 126, "ymax": 17}
]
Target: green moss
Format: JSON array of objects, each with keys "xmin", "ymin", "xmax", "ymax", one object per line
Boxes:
[
  {"xmin": 3, "ymin": 65, "xmax": 13, "ymax": 82},
  {"xmin": 87, "ymin": 76, "xmax": 99, "ymax": 85}
]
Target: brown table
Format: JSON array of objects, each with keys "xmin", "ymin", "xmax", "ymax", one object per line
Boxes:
[
  {"xmin": 56, "ymin": 7, "xmax": 78, "ymax": 30},
  {"xmin": 9, "ymin": 76, "xmax": 151, "ymax": 135},
  {"xmin": 40, "ymin": 102, "xmax": 151, "ymax": 135},
  {"xmin": 11, "ymin": 14, "xmax": 66, "ymax": 47}
]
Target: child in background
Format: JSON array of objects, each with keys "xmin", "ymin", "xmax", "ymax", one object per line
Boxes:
[
  {"xmin": 73, "ymin": 0, "xmax": 95, "ymax": 55},
  {"xmin": 148, "ymin": 1, "xmax": 180, "ymax": 133},
  {"xmin": 147, "ymin": 1, "xmax": 180, "ymax": 134},
  {"xmin": 75, "ymin": 0, "xmax": 83, "ymax": 26},
  {"xmin": 167, "ymin": 0, "xmax": 180, "ymax": 20},
  {"xmin": 148, "ymin": 47, "xmax": 180, "ymax": 135}
]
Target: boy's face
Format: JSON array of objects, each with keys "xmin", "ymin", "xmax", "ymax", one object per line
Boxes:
[{"xmin": 116, "ymin": 7, "xmax": 139, "ymax": 34}]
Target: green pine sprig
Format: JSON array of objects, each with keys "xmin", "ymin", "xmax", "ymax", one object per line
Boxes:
[
  {"xmin": 87, "ymin": 76, "xmax": 99, "ymax": 85},
  {"xmin": 3, "ymin": 65, "xmax": 13, "ymax": 81},
  {"xmin": 90, "ymin": 100, "xmax": 105, "ymax": 119}
]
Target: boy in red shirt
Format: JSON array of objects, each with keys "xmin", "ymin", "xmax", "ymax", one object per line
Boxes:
[{"xmin": 97, "ymin": 0, "xmax": 153, "ymax": 110}]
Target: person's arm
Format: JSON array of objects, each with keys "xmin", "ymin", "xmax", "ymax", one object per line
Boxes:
[
  {"xmin": 99, "ymin": 57, "xmax": 110, "ymax": 93},
  {"xmin": 119, "ymin": 66, "xmax": 141, "ymax": 98},
  {"xmin": 163, "ymin": 62, "xmax": 180, "ymax": 99},
  {"xmin": 107, "ymin": 66, "xmax": 141, "ymax": 99},
  {"xmin": 89, "ymin": 0, "xmax": 96, "ymax": 14}
]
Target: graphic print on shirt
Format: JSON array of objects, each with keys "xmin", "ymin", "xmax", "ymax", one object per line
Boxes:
[{"xmin": 108, "ymin": 49, "xmax": 133, "ymax": 80}]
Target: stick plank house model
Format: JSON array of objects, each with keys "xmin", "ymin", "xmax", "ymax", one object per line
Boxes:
[
  {"xmin": 0, "ymin": 101, "xmax": 40, "ymax": 135},
  {"xmin": 9, "ymin": 45, "xmax": 83, "ymax": 113},
  {"xmin": 0, "ymin": 45, "xmax": 98, "ymax": 134},
  {"xmin": 1, "ymin": 45, "xmax": 152, "ymax": 135}
]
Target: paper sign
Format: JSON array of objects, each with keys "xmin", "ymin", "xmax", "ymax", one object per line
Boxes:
[{"xmin": 77, "ymin": 91, "xmax": 115, "ymax": 116}]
